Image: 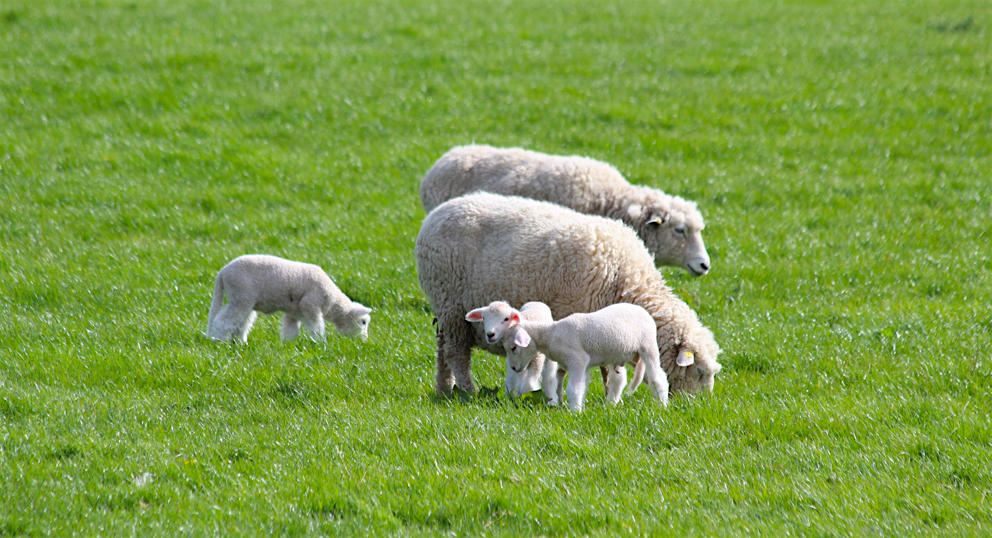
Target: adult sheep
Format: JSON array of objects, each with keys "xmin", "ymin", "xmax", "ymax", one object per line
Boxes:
[
  {"xmin": 420, "ymin": 144, "xmax": 711, "ymax": 276},
  {"xmin": 415, "ymin": 192, "xmax": 722, "ymax": 397}
]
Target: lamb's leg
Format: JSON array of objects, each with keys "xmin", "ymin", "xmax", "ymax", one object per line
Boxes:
[
  {"xmin": 565, "ymin": 362, "xmax": 589, "ymax": 412},
  {"xmin": 213, "ymin": 302, "xmax": 255, "ymax": 343},
  {"xmin": 604, "ymin": 365, "xmax": 628, "ymax": 405},
  {"xmin": 626, "ymin": 357, "xmax": 645, "ymax": 394},
  {"xmin": 301, "ymin": 310, "xmax": 326, "ymax": 342},
  {"xmin": 540, "ymin": 357, "xmax": 560, "ymax": 405},
  {"xmin": 281, "ymin": 313, "xmax": 301, "ymax": 341},
  {"xmin": 640, "ymin": 351, "xmax": 670, "ymax": 406},
  {"xmin": 235, "ymin": 310, "xmax": 257, "ymax": 344}
]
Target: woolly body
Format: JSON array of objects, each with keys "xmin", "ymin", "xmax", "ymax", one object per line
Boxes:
[
  {"xmin": 415, "ymin": 192, "xmax": 721, "ymax": 396},
  {"xmin": 420, "ymin": 144, "xmax": 711, "ymax": 275},
  {"xmin": 206, "ymin": 254, "xmax": 371, "ymax": 343}
]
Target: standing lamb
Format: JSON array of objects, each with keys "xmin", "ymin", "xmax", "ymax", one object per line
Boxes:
[
  {"xmin": 206, "ymin": 254, "xmax": 372, "ymax": 343},
  {"xmin": 420, "ymin": 144, "xmax": 711, "ymax": 275},
  {"xmin": 467, "ymin": 301, "xmax": 560, "ymax": 400},
  {"xmin": 497, "ymin": 301, "xmax": 669, "ymax": 411},
  {"xmin": 415, "ymin": 192, "xmax": 721, "ymax": 397}
]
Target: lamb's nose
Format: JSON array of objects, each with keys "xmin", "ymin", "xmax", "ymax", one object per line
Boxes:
[
  {"xmin": 699, "ymin": 261, "xmax": 710, "ymax": 272},
  {"xmin": 486, "ymin": 331, "xmax": 495, "ymax": 341}
]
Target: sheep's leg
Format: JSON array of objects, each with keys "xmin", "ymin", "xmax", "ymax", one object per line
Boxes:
[
  {"xmin": 626, "ymin": 357, "xmax": 645, "ymax": 394},
  {"xmin": 213, "ymin": 302, "xmax": 256, "ymax": 343},
  {"xmin": 504, "ymin": 361, "xmax": 519, "ymax": 399},
  {"xmin": 540, "ymin": 358, "xmax": 559, "ymax": 405},
  {"xmin": 301, "ymin": 310, "xmax": 326, "ymax": 342},
  {"xmin": 640, "ymin": 352, "xmax": 670, "ymax": 406},
  {"xmin": 436, "ymin": 316, "xmax": 474, "ymax": 394},
  {"xmin": 565, "ymin": 363, "xmax": 589, "ymax": 412},
  {"xmin": 281, "ymin": 313, "xmax": 301, "ymax": 341},
  {"xmin": 235, "ymin": 310, "xmax": 257, "ymax": 344},
  {"xmin": 604, "ymin": 365, "xmax": 628, "ymax": 405}
]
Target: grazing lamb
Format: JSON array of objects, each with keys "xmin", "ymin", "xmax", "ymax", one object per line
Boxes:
[
  {"xmin": 499, "ymin": 302, "xmax": 669, "ymax": 411},
  {"xmin": 415, "ymin": 192, "xmax": 721, "ymax": 397},
  {"xmin": 206, "ymin": 254, "xmax": 372, "ymax": 343},
  {"xmin": 467, "ymin": 301, "xmax": 565, "ymax": 403},
  {"xmin": 420, "ymin": 144, "xmax": 711, "ymax": 275}
]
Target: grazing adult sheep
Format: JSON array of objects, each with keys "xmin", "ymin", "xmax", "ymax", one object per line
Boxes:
[
  {"xmin": 420, "ymin": 144, "xmax": 711, "ymax": 275},
  {"xmin": 206, "ymin": 254, "xmax": 372, "ymax": 343},
  {"xmin": 466, "ymin": 301, "xmax": 561, "ymax": 401},
  {"xmin": 415, "ymin": 192, "xmax": 721, "ymax": 396},
  {"xmin": 499, "ymin": 301, "xmax": 670, "ymax": 411}
]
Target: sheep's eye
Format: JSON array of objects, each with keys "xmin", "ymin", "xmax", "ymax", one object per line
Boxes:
[
  {"xmin": 510, "ymin": 345, "xmax": 518, "ymax": 352},
  {"xmin": 503, "ymin": 317, "xmax": 509, "ymax": 322},
  {"xmin": 675, "ymin": 227, "xmax": 686, "ymax": 236}
]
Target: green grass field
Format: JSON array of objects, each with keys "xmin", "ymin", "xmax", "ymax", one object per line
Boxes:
[{"xmin": 2, "ymin": 0, "xmax": 990, "ymax": 534}]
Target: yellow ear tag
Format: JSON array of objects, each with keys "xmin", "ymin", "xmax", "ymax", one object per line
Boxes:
[{"xmin": 685, "ymin": 351, "xmax": 694, "ymax": 359}]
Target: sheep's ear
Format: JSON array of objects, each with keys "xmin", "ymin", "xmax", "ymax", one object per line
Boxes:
[
  {"xmin": 353, "ymin": 304, "xmax": 372, "ymax": 316},
  {"xmin": 676, "ymin": 349, "xmax": 695, "ymax": 367},
  {"xmin": 509, "ymin": 311, "xmax": 521, "ymax": 325},
  {"xmin": 465, "ymin": 308, "xmax": 485, "ymax": 322},
  {"xmin": 626, "ymin": 204, "xmax": 643, "ymax": 220},
  {"xmin": 647, "ymin": 212, "xmax": 668, "ymax": 227},
  {"xmin": 513, "ymin": 328, "xmax": 531, "ymax": 347}
]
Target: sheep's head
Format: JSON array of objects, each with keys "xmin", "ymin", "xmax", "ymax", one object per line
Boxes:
[
  {"xmin": 662, "ymin": 324, "xmax": 722, "ymax": 394},
  {"xmin": 502, "ymin": 325, "xmax": 539, "ymax": 374},
  {"xmin": 465, "ymin": 301, "xmax": 518, "ymax": 344},
  {"xmin": 337, "ymin": 303, "xmax": 372, "ymax": 341},
  {"xmin": 627, "ymin": 197, "xmax": 710, "ymax": 276}
]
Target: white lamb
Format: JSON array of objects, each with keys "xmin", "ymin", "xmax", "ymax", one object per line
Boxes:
[
  {"xmin": 415, "ymin": 192, "xmax": 721, "ymax": 397},
  {"xmin": 467, "ymin": 300, "xmax": 637, "ymax": 408},
  {"xmin": 206, "ymin": 254, "xmax": 372, "ymax": 343},
  {"xmin": 467, "ymin": 301, "xmax": 563, "ymax": 402},
  {"xmin": 499, "ymin": 302, "xmax": 670, "ymax": 411},
  {"xmin": 420, "ymin": 144, "xmax": 711, "ymax": 275}
]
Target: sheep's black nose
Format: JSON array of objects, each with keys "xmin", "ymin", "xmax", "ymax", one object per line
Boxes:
[{"xmin": 699, "ymin": 262, "xmax": 710, "ymax": 272}]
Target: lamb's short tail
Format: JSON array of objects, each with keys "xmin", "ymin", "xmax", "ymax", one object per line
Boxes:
[{"xmin": 206, "ymin": 275, "xmax": 225, "ymax": 334}]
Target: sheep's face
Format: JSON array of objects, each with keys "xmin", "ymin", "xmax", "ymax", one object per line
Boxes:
[
  {"xmin": 663, "ymin": 333, "xmax": 722, "ymax": 393},
  {"xmin": 466, "ymin": 301, "xmax": 517, "ymax": 344},
  {"xmin": 338, "ymin": 303, "xmax": 372, "ymax": 341},
  {"xmin": 629, "ymin": 203, "xmax": 710, "ymax": 276},
  {"xmin": 503, "ymin": 326, "xmax": 539, "ymax": 374}
]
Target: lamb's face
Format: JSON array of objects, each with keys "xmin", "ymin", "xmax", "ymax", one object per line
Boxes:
[
  {"xmin": 339, "ymin": 303, "xmax": 372, "ymax": 341},
  {"xmin": 465, "ymin": 301, "xmax": 516, "ymax": 344},
  {"xmin": 503, "ymin": 326, "xmax": 539, "ymax": 374},
  {"xmin": 634, "ymin": 204, "xmax": 710, "ymax": 276}
]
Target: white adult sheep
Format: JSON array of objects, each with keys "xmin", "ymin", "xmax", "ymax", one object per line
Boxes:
[
  {"xmin": 206, "ymin": 254, "xmax": 372, "ymax": 343},
  {"xmin": 420, "ymin": 144, "xmax": 711, "ymax": 276},
  {"xmin": 496, "ymin": 301, "xmax": 669, "ymax": 411},
  {"xmin": 415, "ymin": 192, "xmax": 721, "ymax": 397},
  {"xmin": 466, "ymin": 301, "xmax": 560, "ymax": 401}
]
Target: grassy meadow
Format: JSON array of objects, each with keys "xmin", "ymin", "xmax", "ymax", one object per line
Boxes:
[{"xmin": 2, "ymin": 0, "xmax": 991, "ymax": 534}]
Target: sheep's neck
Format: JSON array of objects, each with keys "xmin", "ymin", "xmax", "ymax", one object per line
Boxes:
[{"xmin": 520, "ymin": 320, "xmax": 554, "ymax": 350}]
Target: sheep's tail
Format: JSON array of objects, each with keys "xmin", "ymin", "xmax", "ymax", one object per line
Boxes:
[{"xmin": 206, "ymin": 274, "xmax": 225, "ymax": 332}]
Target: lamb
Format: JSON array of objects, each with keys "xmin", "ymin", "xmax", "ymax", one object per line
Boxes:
[
  {"xmin": 415, "ymin": 192, "xmax": 721, "ymax": 397},
  {"xmin": 467, "ymin": 300, "xmax": 637, "ymax": 408},
  {"xmin": 206, "ymin": 254, "xmax": 372, "ymax": 343},
  {"xmin": 419, "ymin": 144, "xmax": 711, "ymax": 275},
  {"xmin": 467, "ymin": 301, "xmax": 564, "ymax": 402},
  {"xmin": 498, "ymin": 301, "xmax": 670, "ymax": 411}
]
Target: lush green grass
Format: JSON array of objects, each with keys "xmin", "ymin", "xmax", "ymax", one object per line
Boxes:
[{"xmin": 2, "ymin": 0, "xmax": 990, "ymax": 534}]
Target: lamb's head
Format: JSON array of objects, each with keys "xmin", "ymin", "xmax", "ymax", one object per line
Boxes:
[
  {"xmin": 627, "ymin": 194, "xmax": 710, "ymax": 276},
  {"xmin": 662, "ymin": 323, "xmax": 722, "ymax": 394},
  {"xmin": 336, "ymin": 302, "xmax": 372, "ymax": 341},
  {"xmin": 502, "ymin": 324, "xmax": 539, "ymax": 375},
  {"xmin": 465, "ymin": 301, "xmax": 518, "ymax": 344}
]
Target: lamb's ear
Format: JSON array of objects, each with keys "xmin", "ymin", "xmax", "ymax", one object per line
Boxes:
[
  {"xmin": 676, "ymin": 349, "xmax": 695, "ymax": 367},
  {"xmin": 508, "ymin": 311, "xmax": 521, "ymax": 326},
  {"xmin": 626, "ymin": 204, "xmax": 643, "ymax": 221},
  {"xmin": 513, "ymin": 328, "xmax": 531, "ymax": 348},
  {"xmin": 352, "ymin": 303, "xmax": 372, "ymax": 316},
  {"xmin": 465, "ymin": 308, "xmax": 485, "ymax": 322}
]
